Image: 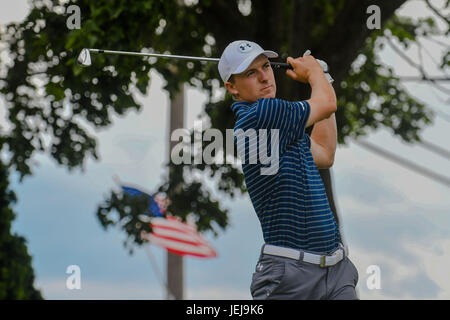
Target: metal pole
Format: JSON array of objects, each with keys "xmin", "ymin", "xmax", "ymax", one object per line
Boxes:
[{"xmin": 166, "ymin": 84, "xmax": 185, "ymax": 300}]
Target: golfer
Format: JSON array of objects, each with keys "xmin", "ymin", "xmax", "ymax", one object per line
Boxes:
[{"xmin": 218, "ymin": 40, "xmax": 359, "ymax": 300}]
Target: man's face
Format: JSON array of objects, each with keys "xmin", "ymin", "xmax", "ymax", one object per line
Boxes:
[{"xmin": 225, "ymin": 54, "xmax": 276, "ymax": 102}]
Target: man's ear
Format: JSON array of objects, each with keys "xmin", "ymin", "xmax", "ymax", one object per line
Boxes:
[{"xmin": 225, "ymin": 81, "xmax": 239, "ymax": 97}]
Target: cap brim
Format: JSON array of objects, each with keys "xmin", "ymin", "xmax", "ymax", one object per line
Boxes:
[{"xmin": 233, "ymin": 50, "xmax": 278, "ymax": 75}]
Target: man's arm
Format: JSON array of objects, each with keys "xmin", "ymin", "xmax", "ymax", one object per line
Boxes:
[
  {"xmin": 286, "ymin": 56, "xmax": 337, "ymax": 128},
  {"xmin": 285, "ymin": 55, "xmax": 338, "ymax": 168},
  {"xmin": 307, "ymin": 68, "xmax": 337, "ymax": 168},
  {"xmin": 310, "ymin": 113, "xmax": 337, "ymax": 168}
]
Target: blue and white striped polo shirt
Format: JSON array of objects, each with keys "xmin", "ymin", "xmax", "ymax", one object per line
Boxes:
[{"xmin": 232, "ymin": 98, "xmax": 341, "ymax": 254}]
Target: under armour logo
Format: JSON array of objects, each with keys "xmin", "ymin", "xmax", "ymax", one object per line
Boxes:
[
  {"xmin": 256, "ymin": 263, "xmax": 264, "ymax": 271},
  {"xmin": 238, "ymin": 42, "xmax": 253, "ymax": 53}
]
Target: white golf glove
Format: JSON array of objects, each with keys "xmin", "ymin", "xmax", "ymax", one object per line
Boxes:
[{"xmin": 303, "ymin": 50, "xmax": 334, "ymax": 83}]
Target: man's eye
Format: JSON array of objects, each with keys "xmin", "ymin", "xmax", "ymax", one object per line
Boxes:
[
  {"xmin": 264, "ymin": 63, "xmax": 270, "ymax": 69},
  {"xmin": 247, "ymin": 71, "xmax": 255, "ymax": 76}
]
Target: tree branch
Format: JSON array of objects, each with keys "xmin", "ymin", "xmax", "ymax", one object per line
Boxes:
[
  {"xmin": 386, "ymin": 36, "xmax": 450, "ymax": 95},
  {"xmin": 407, "ymin": 91, "xmax": 450, "ymax": 122},
  {"xmin": 398, "ymin": 76, "xmax": 450, "ymax": 81},
  {"xmin": 427, "ymin": 35, "xmax": 450, "ymax": 47},
  {"xmin": 355, "ymin": 140, "xmax": 450, "ymax": 188},
  {"xmin": 418, "ymin": 38, "xmax": 450, "ymax": 81},
  {"xmin": 424, "ymin": 0, "xmax": 450, "ymax": 25}
]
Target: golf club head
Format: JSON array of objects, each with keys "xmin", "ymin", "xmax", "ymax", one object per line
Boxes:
[{"xmin": 77, "ymin": 48, "xmax": 91, "ymax": 67}]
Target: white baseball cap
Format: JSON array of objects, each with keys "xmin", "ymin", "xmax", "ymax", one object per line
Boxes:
[{"xmin": 218, "ymin": 40, "xmax": 278, "ymax": 82}]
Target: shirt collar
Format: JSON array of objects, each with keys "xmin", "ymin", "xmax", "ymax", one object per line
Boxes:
[{"xmin": 231, "ymin": 100, "xmax": 254, "ymax": 114}]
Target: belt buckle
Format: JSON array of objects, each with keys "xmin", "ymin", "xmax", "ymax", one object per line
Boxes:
[{"xmin": 320, "ymin": 255, "xmax": 326, "ymax": 268}]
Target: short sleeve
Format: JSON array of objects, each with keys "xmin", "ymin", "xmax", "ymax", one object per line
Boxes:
[{"xmin": 255, "ymin": 98, "xmax": 310, "ymax": 153}]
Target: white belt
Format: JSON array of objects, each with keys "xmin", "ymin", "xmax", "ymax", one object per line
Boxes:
[{"xmin": 263, "ymin": 244, "xmax": 348, "ymax": 268}]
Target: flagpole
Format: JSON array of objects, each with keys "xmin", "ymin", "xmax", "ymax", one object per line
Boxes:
[
  {"xmin": 166, "ymin": 83, "xmax": 185, "ymax": 300},
  {"xmin": 144, "ymin": 244, "xmax": 175, "ymax": 300}
]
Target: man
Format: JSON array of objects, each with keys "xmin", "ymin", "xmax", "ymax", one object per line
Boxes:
[{"xmin": 218, "ymin": 40, "xmax": 359, "ymax": 300}]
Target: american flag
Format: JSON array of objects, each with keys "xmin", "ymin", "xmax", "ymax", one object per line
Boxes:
[{"xmin": 121, "ymin": 185, "xmax": 217, "ymax": 258}]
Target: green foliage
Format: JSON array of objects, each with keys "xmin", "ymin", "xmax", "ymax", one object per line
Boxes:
[
  {"xmin": 96, "ymin": 191, "xmax": 153, "ymax": 254},
  {"xmin": 310, "ymin": 0, "xmax": 346, "ymax": 43},
  {"xmin": 443, "ymin": 51, "xmax": 450, "ymax": 69},
  {"xmin": 0, "ymin": 160, "xmax": 42, "ymax": 299},
  {"xmin": 384, "ymin": 14, "xmax": 440, "ymax": 49},
  {"xmin": 336, "ymin": 31, "xmax": 433, "ymax": 144},
  {"xmin": 158, "ymin": 164, "xmax": 229, "ymax": 236}
]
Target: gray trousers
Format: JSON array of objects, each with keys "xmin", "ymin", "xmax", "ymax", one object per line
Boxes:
[{"xmin": 250, "ymin": 245, "xmax": 359, "ymax": 300}]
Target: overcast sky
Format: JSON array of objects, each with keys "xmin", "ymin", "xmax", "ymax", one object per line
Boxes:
[{"xmin": 1, "ymin": 0, "xmax": 449, "ymax": 299}]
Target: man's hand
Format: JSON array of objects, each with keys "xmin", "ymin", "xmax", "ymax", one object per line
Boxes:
[
  {"xmin": 285, "ymin": 56, "xmax": 324, "ymax": 83},
  {"xmin": 285, "ymin": 55, "xmax": 337, "ymax": 128}
]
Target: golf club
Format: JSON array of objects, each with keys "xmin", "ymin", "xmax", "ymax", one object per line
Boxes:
[{"xmin": 77, "ymin": 48, "xmax": 293, "ymax": 70}]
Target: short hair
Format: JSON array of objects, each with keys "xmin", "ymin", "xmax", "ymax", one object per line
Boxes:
[{"xmin": 226, "ymin": 75, "xmax": 238, "ymax": 100}]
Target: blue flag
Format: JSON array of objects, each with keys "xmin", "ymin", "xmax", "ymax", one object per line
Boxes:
[{"xmin": 121, "ymin": 186, "xmax": 163, "ymax": 217}]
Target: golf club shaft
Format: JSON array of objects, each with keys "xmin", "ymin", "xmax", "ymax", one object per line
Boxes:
[{"xmin": 86, "ymin": 48, "xmax": 293, "ymax": 70}]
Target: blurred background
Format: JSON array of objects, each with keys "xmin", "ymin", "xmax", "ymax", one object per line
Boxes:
[{"xmin": 0, "ymin": 0, "xmax": 449, "ymax": 299}]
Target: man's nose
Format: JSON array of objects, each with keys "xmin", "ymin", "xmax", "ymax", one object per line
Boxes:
[{"xmin": 258, "ymin": 70, "xmax": 269, "ymax": 82}]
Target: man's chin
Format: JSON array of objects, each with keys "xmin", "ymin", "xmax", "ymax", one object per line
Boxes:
[
  {"xmin": 242, "ymin": 92, "xmax": 276, "ymax": 102},
  {"xmin": 260, "ymin": 92, "xmax": 276, "ymax": 99}
]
